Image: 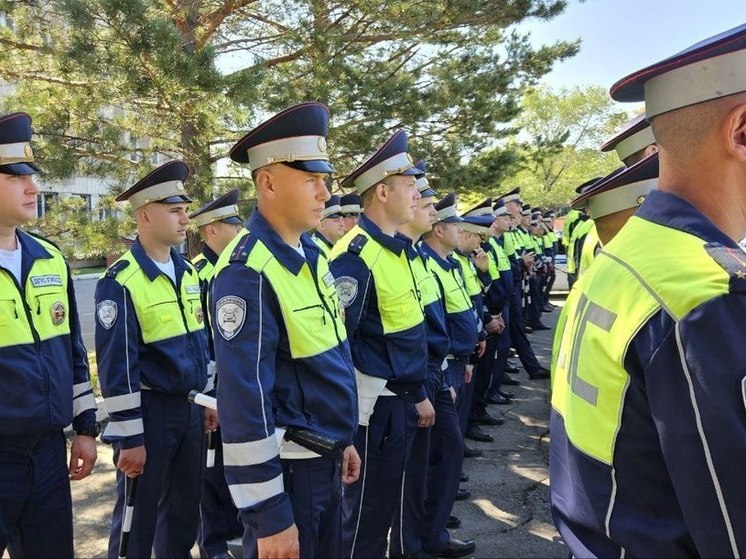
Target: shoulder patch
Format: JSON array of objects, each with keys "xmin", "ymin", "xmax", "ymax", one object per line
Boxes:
[
  {"xmin": 105, "ymin": 260, "xmax": 130, "ymax": 278},
  {"xmin": 334, "ymin": 275, "xmax": 358, "ymax": 308},
  {"xmin": 215, "ymin": 295, "xmax": 247, "ymax": 340},
  {"xmin": 705, "ymin": 243, "xmax": 746, "ymax": 286},
  {"xmin": 347, "ymin": 234, "xmax": 368, "ymax": 255},
  {"xmin": 96, "ymin": 300, "xmax": 118, "ymax": 329}
]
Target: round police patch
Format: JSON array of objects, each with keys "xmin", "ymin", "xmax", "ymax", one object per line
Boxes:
[
  {"xmin": 215, "ymin": 296, "xmax": 246, "ymax": 340},
  {"xmin": 334, "ymin": 276, "xmax": 358, "ymax": 308},
  {"xmin": 96, "ymin": 300, "xmax": 117, "ymax": 330},
  {"xmin": 50, "ymin": 301, "xmax": 66, "ymax": 326}
]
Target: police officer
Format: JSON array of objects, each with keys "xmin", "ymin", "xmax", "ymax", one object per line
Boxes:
[
  {"xmin": 551, "ymin": 24, "xmax": 746, "ymax": 557},
  {"xmin": 189, "ymin": 189, "xmax": 245, "ymax": 559},
  {"xmin": 311, "ymin": 194, "xmax": 345, "ymax": 256},
  {"xmin": 389, "ymin": 171, "xmax": 451, "ymax": 559},
  {"xmin": 0, "ymin": 112, "xmax": 98, "ymax": 558},
  {"xmin": 329, "ymin": 130, "xmax": 431, "ymax": 558},
  {"xmin": 211, "ymin": 102, "xmax": 359, "ymax": 559},
  {"xmin": 418, "ymin": 193, "xmax": 479, "ymax": 557},
  {"xmin": 497, "ymin": 190, "xmax": 550, "ymax": 380},
  {"xmin": 339, "ymin": 192, "xmax": 363, "ymax": 234},
  {"xmin": 192, "ymin": 189, "xmax": 245, "ymax": 282},
  {"xmin": 96, "ymin": 160, "xmax": 211, "ymax": 558},
  {"xmin": 600, "ymin": 113, "xmax": 658, "ymax": 167}
]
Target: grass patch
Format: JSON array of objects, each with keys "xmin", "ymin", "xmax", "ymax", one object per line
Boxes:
[{"xmin": 72, "ymin": 266, "xmax": 106, "ymax": 276}]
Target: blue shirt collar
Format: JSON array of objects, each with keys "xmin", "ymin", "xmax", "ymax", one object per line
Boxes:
[
  {"xmin": 17, "ymin": 230, "xmax": 53, "ymax": 260},
  {"xmin": 201, "ymin": 244, "xmax": 219, "ymax": 265},
  {"xmin": 312, "ymin": 231, "xmax": 333, "ymax": 249},
  {"xmin": 358, "ymin": 214, "xmax": 408, "ymax": 256},
  {"xmin": 419, "ymin": 241, "xmax": 456, "ymax": 270},
  {"xmin": 131, "ymin": 237, "xmax": 189, "ymax": 284},
  {"xmin": 636, "ymin": 190, "xmax": 739, "ymax": 248},
  {"xmin": 246, "ymin": 209, "xmax": 318, "ymax": 276}
]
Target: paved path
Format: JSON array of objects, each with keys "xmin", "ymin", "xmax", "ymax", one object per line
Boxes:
[{"xmin": 66, "ymin": 301, "xmax": 567, "ymax": 558}]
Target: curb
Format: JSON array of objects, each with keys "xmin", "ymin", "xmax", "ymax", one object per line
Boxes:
[{"xmin": 72, "ymin": 273, "xmax": 101, "ymax": 281}]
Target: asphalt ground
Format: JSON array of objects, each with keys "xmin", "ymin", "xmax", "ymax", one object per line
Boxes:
[{"xmin": 54, "ymin": 294, "xmax": 567, "ymax": 559}]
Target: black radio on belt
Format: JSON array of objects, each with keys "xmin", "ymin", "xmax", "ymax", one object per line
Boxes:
[{"xmin": 283, "ymin": 427, "xmax": 346, "ymax": 459}]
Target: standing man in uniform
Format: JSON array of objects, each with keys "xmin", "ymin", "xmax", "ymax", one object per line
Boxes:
[
  {"xmin": 498, "ymin": 190, "xmax": 551, "ymax": 380},
  {"xmin": 190, "ymin": 189, "xmax": 245, "ymax": 559},
  {"xmin": 551, "ymin": 25, "xmax": 746, "ymax": 557},
  {"xmin": 211, "ymin": 102, "xmax": 360, "ymax": 559},
  {"xmin": 329, "ymin": 130, "xmax": 431, "ymax": 558},
  {"xmin": 339, "ymin": 192, "xmax": 364, "ymax": 234},
  {"xmin": 96, "ymin": 160, "xmax": 212, "ymax": 558},
  {"xmin": 0, "ymin": 112, "xmax": 98, "ymax": 558},
  {"xmin": 312, "ymin": 194, "xmax": 345, "ymax": 257}
]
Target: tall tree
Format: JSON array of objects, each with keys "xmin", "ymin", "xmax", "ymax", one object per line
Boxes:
[
  {"xmin": 506, "ymin": 85, "xmax": 629, "ymax": 208},
  {"xmin": 0, "ymin": 0, "xmax": 579, "ymax": 203}
]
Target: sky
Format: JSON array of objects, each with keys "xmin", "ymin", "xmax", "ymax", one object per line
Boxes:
[{"xmin": 518, "ymin": 0, "xmax": 746, "ymax": 97}]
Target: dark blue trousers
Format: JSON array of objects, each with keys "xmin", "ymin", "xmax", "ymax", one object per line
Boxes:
[
  {"xmin": 0, "ymin": 430, "xmax": 73, "ymax": 558},
  {"xmin": 487, "ymin": 304, "xmax": 512, "ymax": 398},
  {"xmin": 390, "ymin": 364, "xmax": 444, "ymax": 556},
  {"xmin": 470, "ymin": 335, "xmax": 499, "ymax": 421},
  {"xmin": 449, "ymin": 360, "xmax": 471, "ymax": 438},
  {"xmin": 342, "ymin": 396, "xmax": 418, "ymax": 558},
  {"xmin": 509, "ymin": 283, "xmax": 541, "ymax": 374},
  {"xmin": 423, "ymin": 387, "xmax": 464, "ymax": 551},
  {"xmin": 108, "ymin": 392, "xmax": 203, "ymax": 559},
  {"xmin": 198, "ymin": 427, "xmax": 241, "ymax": 559},
  {"xmin": 242, "ymin": 457, "xmax": 343, "ymax": 559}
]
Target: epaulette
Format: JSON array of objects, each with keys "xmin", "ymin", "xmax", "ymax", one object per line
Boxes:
[
  {"xmin": 194, "ymin": 258, "xmax": 209, "ymax": 273},
  {"xmin": 705, "ymin": 243, "xmax": 746, "ymax": 290},
  {"xmin": 26, "ymin": 230, "xmax": 63, "ymax": 253},
  {"xmin": 229, "ymin": 231, "xmax": 257, "ymax": 264},
  {"xmin": 105, "ymin": 260, "xmax": 130, "ymax": 278},
  {"xmin": 347, "ymin": 234, "xmax": 368, "ymax": 255}
]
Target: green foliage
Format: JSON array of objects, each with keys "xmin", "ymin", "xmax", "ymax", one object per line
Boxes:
[
  {"xmin": 33, "ymin": 195, "xmax": 135, "ymax": 259},
  {"xmin": 0, "ymin": 0, "xmax": 579, "ymax": 208},
  {"xmin": 502, "ymin": 85, "xmax": 629, "ymax": 209}
]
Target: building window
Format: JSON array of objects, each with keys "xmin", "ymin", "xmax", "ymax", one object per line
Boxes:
[
  {"xmin": 77, "ymin": 194, "xmax": 92, "ymax": 213},
  {"xmin": 37, "ymin": 192, "xmax": 59, "ymax": 217}
]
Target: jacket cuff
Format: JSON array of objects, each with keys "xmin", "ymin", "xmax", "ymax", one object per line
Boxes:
[{"xmin": 243, "ymin": 493, "xmax": 294, "ymax": 539}]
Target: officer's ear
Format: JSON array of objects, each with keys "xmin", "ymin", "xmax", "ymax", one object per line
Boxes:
[
  {"xmin": 254, "ymin": 167, "xmax": 275, "ymax": 199},
  {"xmin": 723, "ymin": 100, "xmax": 746, "ymax": 162},
  {"xmin": 643, "ymin": 144, "xmax": 658, "ymax": 158}
]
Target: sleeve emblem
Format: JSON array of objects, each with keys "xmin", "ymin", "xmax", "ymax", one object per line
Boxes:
[
  {"xmin": 96, "ymin": 300, "xmax": 118, "ymax": 330},
  {"xmin": 334, "ymin": 276, "xmax": 358, "ymax": 308},
  {"xmin": 215, "ymin": 296, "xmax": 246, "ymax": 340}
]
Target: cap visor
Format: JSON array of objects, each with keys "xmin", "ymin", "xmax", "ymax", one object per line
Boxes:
[
  {"xmin": 0, "ymin": 162, "xmax": 40, "ymax": 176},
  {"xmin": 157, "ymin": 194, "xmax": 193, "ymax": 204},
  {"xmin": 401, "ymin": 167, "xmax": 424, "ymax": 177},
  {"xmin": 441, "ymin": 216, "xmax": 464, "ymax": 223},
  {"xmin": 420, "ymin": 188, "xmax": 438, "ymax": 197},
  {"xmin": 221, "ymin": 216, "xmax": 243, "ymax": 225},
  {"xmin": 284, "ymin": 160, "xmax": 335, "ymax": 174}
]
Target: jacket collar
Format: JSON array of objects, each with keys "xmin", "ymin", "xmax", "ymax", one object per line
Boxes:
[
  {"xmin": 636, "ymin": 190, "xmax": 739, "ymax": 248},
  {"xmin": 131, "ymin": 237, "xmax": 189, "ymax": 284},
  {"xmin": 358, "ymin": 214, "xmax": 408, "ymax": 256},
  {"xmin": 246, "ymin": 209, "xmax": 318, "ymax": 276}
]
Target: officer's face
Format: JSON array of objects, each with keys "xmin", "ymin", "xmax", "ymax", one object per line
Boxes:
[
  {"xmin": 492, "ymin": 214, "xmax": 511, "ymax": 234},
  {"xmin": 0, "ymin": 173, "xmax": 39, "ymax": 227},
  {"xmin": 141, "ymin": 202, "xmax": 190, "ymax": 246},
  {"xmin": 385, "ymin": 175, "xmax": 419, "ymax": 225},
  {"xmin": 506, "ymin": 200, "xmax": 522, "ymax": 218},
  {"xmin": 264, "ymin": 164, "xmax": 331, "ymax": 231},
  {"xmin": 438, "ymin": 221, "xmax": 462, "ymax": 251},
  {"xmin": 319, "ymin": 215, "xmax": 345, "ymax": 243},
  {"xmin": 409, "ymin": 196, "xmax": 436, "ymax": 235},
  {"xmin": 341, "ymin": 214, "xmax": 358, "ymax": 233},
  {"xmin": 458, "ymin": 230, "xmax": 481, "ymax": 254},
  {"xmin": 521, "ymin": 214, "xmax": 531, "ymax": 227}
]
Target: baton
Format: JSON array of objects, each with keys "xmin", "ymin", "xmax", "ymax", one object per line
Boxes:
[
  {"xmin": 206, "ymin": 430, "xmax": 216, "ymax": 468},
  {"xmin": 118, "ymin": 475, "xmax": 139, "ymax": 559},
  {"xmin": 188, "ymin": 391, "xmax": 345, "ymax": 458}
]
